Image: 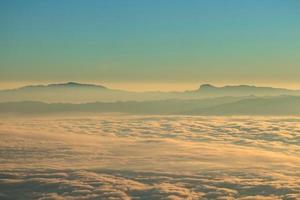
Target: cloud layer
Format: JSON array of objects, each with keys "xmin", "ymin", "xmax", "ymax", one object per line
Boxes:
[{"xmin": 0, "ymin": 115, "xmax": 299, "ymax": 199}]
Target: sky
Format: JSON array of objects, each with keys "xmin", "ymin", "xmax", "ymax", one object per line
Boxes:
[{"xmin": 0, "ymin": 0, "xmax": 300, "ymax": 91}]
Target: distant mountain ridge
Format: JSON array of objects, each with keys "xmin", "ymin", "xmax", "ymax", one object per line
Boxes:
[
  {"xmin": 1, "ymin": 95, "xmax": 300, "ymax": 116},
  {"xmin": 185, "ymin": 96, "xmax": 300, "ymax": 115},
  {"xmin": 0, "ymin": 82, "xmax": 299, "ymax": 103},
  {"xmin": 196, "ymin": 84, "xmax": 293, "ymax": 96},
  {"xmin": 12, "ymin": 82, "xmax": 107, "ymax": 91},
  {"xmin": 198, "ymin": 83, "xmax": 290, "ymax": 91}
]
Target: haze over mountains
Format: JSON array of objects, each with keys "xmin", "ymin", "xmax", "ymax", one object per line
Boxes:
[
  {"xmin": 1, "ymin": 82, "xmax": 300, "ymax": 115},
  {"xmin": 1, "ymin": 82, "xmax": 300, "ymax": 103}
]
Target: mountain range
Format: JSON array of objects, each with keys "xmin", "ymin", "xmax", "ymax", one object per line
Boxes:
[
  {"xmin": 1, "ymin": 95, "xmax": 300, "ymax": 115},
  {"xmin": 1, "ymin": 82, "xmax": 300, "ymax": 103},
  {"xmin": 1, "ymin": 82, "xmax": 299, "ymax": 115}
]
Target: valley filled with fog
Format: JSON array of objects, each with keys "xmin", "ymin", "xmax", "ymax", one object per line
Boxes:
[{"xmin": 1, "ymin": 115, "xmax": 299, "ymax": 199}]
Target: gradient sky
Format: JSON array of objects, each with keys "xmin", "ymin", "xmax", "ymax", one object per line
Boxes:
[{"xmin": 0, "ymin": 0, "xmax": 300, "ymax": 91}]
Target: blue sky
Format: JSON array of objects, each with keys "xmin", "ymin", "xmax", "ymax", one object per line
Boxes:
[{"xmin": 0, "ymin": 0, "xmax": 299, "ymax": 90}]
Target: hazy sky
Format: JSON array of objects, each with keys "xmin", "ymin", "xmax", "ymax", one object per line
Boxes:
[{"xmin": 0, "ymin": 0, "xmax": 299, "ymax": 91}]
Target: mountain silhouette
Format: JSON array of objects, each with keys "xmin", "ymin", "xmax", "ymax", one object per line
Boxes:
[
  {"xmin": 18, "ymin": 82, "xmax": 107, "ymax": 90},
  {"xmin": 1, "ymin": 95, "xmax": 300, "ymax": 115},
  {"xmin": 196, "ymin": 84, "xmax": 294, "ymax": 96},
  {"xmin": 0, "ymin": 82, "xmax": 300, "ymax": 103}
]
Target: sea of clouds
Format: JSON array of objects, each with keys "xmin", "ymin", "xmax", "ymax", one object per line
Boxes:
[{"xmin": 0, "ymin": 115, "xmax": 299, "ymax": 199}]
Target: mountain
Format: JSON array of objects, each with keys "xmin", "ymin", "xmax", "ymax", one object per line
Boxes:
[
  {"xmin": 185, "ymin": 95, "xmax": 300, "ymax": 115},
  {"xmin": 195, "ymin": 84, "xmax": 298, "ymax": 96},
  {"xmin": 0, "ymin": 82, "xmax": 300, "ymax": 103},
  {"xmin": 17, "ymin": 82, "xmax": 107, "ymax": 90},
  {"xmin": 0, "ymin": 97, "xmax": 245, "ymax": 115},
  {"xmin": 1, "ymin": 95, "xmax": 300, "ymax": 116},
  {"xmin": 0, "ymin": 82, "xmax": 132, "ymax": 103}
]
